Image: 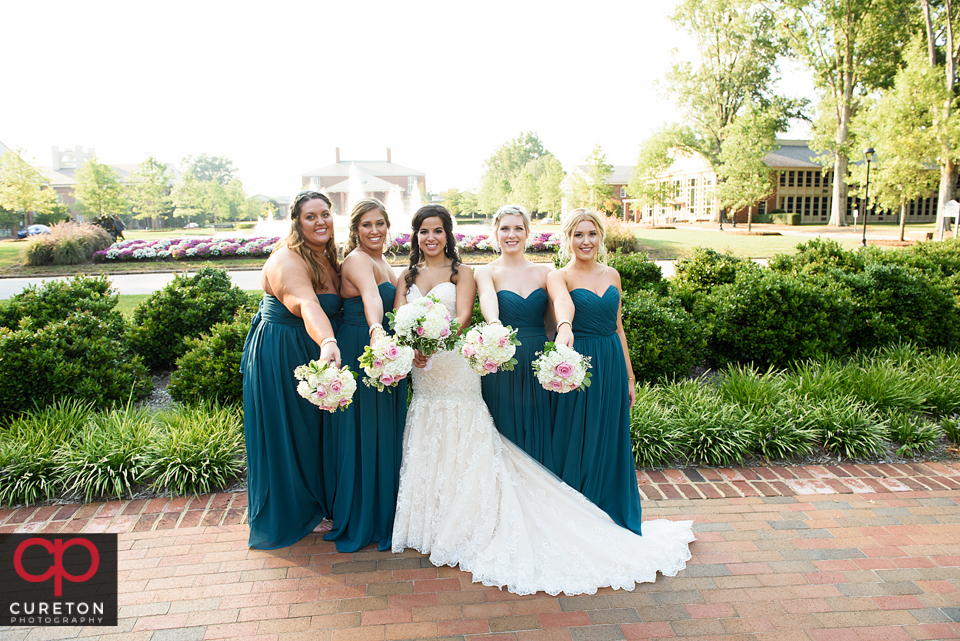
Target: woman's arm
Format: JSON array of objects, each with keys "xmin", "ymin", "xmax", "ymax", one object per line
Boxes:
[
  {"xmin": 612, "ymin": 270, "xmax": 636, "ymax": 407},
  {"xmin": 454, "ymin": 266, "xmax": 477, "ymax": 335},
  {"xmin": 266, "ymin": 250, "xmax": 341, "ymax": 366},
  {"xmin": 474, "ymin": 265, "xmax": 499, "ymax": 323},
  {"xmin": 343, "ymin": 253, "xmax": 385, "ymax": 345},
  {"xmin": 546, "ymin": 270, "xmax": 575, "ymax": 347}
]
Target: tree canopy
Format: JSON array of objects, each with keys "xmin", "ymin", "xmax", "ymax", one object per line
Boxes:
[{"xmin": 74, "ymin": 158, "xmax": 126, "ymax": 219}]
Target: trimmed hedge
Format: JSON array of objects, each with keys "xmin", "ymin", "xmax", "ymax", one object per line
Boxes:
[
  {"xmin": 168, "ymin": 311, "xmax": 255, "ymax": 406},
  {"xmin": 621, "ymin": 290, "xmax": 707, "ymax": 382}
]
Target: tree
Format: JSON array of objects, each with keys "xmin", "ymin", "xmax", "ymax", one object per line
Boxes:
[
  {"xmin": 441, "ymin": 188, "xmax": 464, "ymax": 217},
  {"xmin": 172, "ymin": 172, "xmax": 209, "ymax": 226},
  {"xmin": 850, "ymin": 40, "xmax": 942, "ymax": 241},
  {"xmin": 127, "ymin": 156, "xmax": 172, "ymax": 230},
  {"xmin": 633, "ymin": 0, "xmax": 796, "ymax": 221},
  {"xmin": 770, "ymin": 0, "xmax": 911, "ymax": 226},
  {"xmin": 183, "ymin": 154, "xmax": 237, "ymax": 186},
  {"xmin": 74, "ymin": 159, "xmax": 126, "ymax": 219},
  {"xmin": 568, "ymin": 146, "xmax": 614, "ymax": 212},
  {"xmin": 0, "ymin": 149, "xmax": 59, "ymax": 232},
  {"xmin": 717, "ymin": 104, "xmax": 780, "ymax": 231},
  {"xmin": 477, "ymin": 132, "xmax": 550, "ymax": 215},
  {"xmin": 533, "ymin": 155, "xmax": 565, "ymax": 215}
]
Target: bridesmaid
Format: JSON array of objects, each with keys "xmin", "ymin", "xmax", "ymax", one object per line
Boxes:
[
  {"xmin": 241, "ymin": 190, "xmax": 342, "ymax": 549},
  {"xmin": 546, "ymin": 208, "xmax": 641, "ymax": 535},
  {"xmin": 324, "ymin": 197, "xmax": 407, "ymax": 552},
  {"xmin": 475, "ymin": 204, "xmax": 556, "ymax": 469}
]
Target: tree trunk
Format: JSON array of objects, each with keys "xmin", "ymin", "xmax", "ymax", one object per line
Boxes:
[
  {"xmin": 938, "ymin": 160, "xmax": 957, "ymax": 227},
  {"xmin": 747, "ymin": 204, "xmax": 753, "ymax": 232},
  {"xmin": 829, "ymin": 153, "xmax": 849, "ymax": 226},
  {"xmin": 899, "ymin": 198, "xmax": 906, "ymax": 242}
]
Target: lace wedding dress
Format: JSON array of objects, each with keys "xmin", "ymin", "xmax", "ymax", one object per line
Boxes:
[{"xmin": 391, "ymin": 281, "xmax": 695, "ymax": 596}]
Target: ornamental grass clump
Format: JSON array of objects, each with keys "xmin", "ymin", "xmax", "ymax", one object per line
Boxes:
[
  {"xmin": 915, "ymin": 349, "xmax": 960, "ymax": 415},
  {"xmin": 629, "ymin": 385, "xmax": 679, "ymax": 469},
  {"xmin": 887, "ymin": 410, "xmax": 941, "ymax": 458},
  {"xmin": 145, "ymin": 402, "xmax": 244, "ymax": 496},
  {"xmin": 20, "ymin": 222, "xmax": 112, "ymax": 266},
  {"xmin": 837, "ymin": 358, "xmax": 930, "ymax": 413},
  {"xmin": 664, "ymin": 384, "xmax": 754, "ymax": 466},
  {"xmin": 809, "ymin": 394, "xmax": 887, "ymax": 459},
  {"xmin": 942, "ymin": 414, "xmax": 960, "ymax": 444},
  {"xmin": 0, "ymin": 400, "xmax": 93, "ymax": 506},
  {"xmin": 55, "ymin": 404, "xmax": 155, "ymax": 502}
]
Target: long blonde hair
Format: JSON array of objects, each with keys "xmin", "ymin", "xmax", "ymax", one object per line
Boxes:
[
  {"xmin": 560, "ymin": 208, "xmax": 607, "ymax": 264},
  {"xmin": 277, "ymin": 190, "xmax": 340, "ymax": 291},
  {"xmin": 344, "ymin": 197, "xmax": 390, "ymax": 256}
]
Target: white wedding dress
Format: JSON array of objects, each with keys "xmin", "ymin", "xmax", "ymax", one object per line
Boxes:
[{"xmin": 391, "ymin": 281, "xmax": 695, "ymax": 596}]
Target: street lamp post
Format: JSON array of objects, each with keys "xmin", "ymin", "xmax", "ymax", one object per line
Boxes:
[{"xmin": 861, "ymin": 148, "xmax": 875, "ymax": 247}]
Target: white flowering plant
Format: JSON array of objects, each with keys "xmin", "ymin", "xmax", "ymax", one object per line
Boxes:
[
  {"xmin": 388, "ymin": 294, "xmax": 462, "ymax": 356},
  {"xmin": 531, "ymin": 342, "xmax": 592, "ymax": 393},
  {"xmin": 459, "ymin": 322, "xmax": 520, "ymax": 376},
  {"xmin": 293, "ymin": 361, "xmax": 358, "ymax": 412},
  {"xmin": 358, "ymin": 334, "xmax": 415, "ymax": 392}
]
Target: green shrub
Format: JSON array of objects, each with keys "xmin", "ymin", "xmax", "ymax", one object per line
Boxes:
[
  {"xmin": 128, "ymin": 267, "xmax": 257, "ymax": 369},
  {"xmin": 0, "ymin": 312, "xmax": 151, "ymax": 419},
  {"xmin": 608, "ymin": 251, "xmax": 667, "ymax": 295},
  {"xmin": 768, "ymin": 238, "xmax": 865, "ymax": 275},
  {"xmin": 621, "ymin": 290, "xmax": 707, "ymax": 382},
  {"xmin": 0, "ymin": 400, "xmax": 93, "ymax": 506},
  {"xmin": 706, "ymin": 270, "xmax": 853, "ymax": 368},
  {"xmin": 838, "ymin": 263, "xmax": 960, "ymax": 352},
  {"xmin": 145, "ymin": 402, "xmax": 245, "ymax": 495},
  {"xmin": 673, "ymin": 247, "xmax": 757, "ymax": 291},
  {"xmin": 19, "ymin": 222, "xmax": 113, "ymax": 266},
  {"xmin": 168, "ymin": 312, "xmax": 254, "ymax": 406},
  {"xmin": 603, "ymin": 215, "xmax": 637, "ymax": 253},
  {"xmin": 55, "ymin": 405, "xmax": 155, "ymax": 502},
  {"xmin": 0, "ymin": 273, "xmax": 124, "ymax": 338}
]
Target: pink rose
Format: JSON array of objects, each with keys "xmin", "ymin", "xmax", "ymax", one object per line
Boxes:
[
  {"xmin": 499, "ymin": 336, "xmax": 509, "ymax": 347},
  {"xmin": 396, "ymin": 373, "xmax": 406, "ymax": 380},
  {"xmin": 440, "ymin": 327, "xmax": 450, "ymax": 338},
  {"xmin": 380, "ymin": 374, "xmax": 395, "ymax": 386},
  {"xmin": 339, "ymin": 397, "xmax": 350, "ymax": 406},
  {"xmin": 424, "ymin": 300, "xmax": 433, "ymax": 309},
  {"xmin": 478, "ymin": 335, "xmax": 484, "ymax": 344},
  {"xmin": 553, "ymin": 362, "xmax": 574, "ymax": 379},
  {"xmin": 385, "ymin": 345, "xmax": 400, "ymax": 359},
  {"xmin": 416, "ymin": 326, "xmax": 425, "ymax": 335},
  {"xmin": 373, "ymin": 359, "xmax": 384, "ymax": 370},
  {"xmin": 330, "ymin": 379, "xmax": 343, "ymax": 393},
  {"xmin": 551, "ymin": 379, "xmax": 563, "ymax": 390},
  {"xmin": 462, "ymin": 345, "xmax": 475, "ymax": 358},
  {"xmin": 484, "ymin": 360, "xmax": 498, "ymax": 373},
  {"xmin": 315, "ymin": 386, "xmax": 328, "ymax": 399}
]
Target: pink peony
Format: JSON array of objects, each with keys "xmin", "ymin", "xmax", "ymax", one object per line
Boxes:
[
  {"xmin": 373, "ymin": 359, "xmax": 384, "ymax": 370},
  {"xmin": 315, "ymin": 386, "xmax": 328, "ymax": 399},
  {"xmin": 416, "ymin": 326, "xmax": 425, "ymax": 335},
  {"xmin": 330, "ymin": 379, "xmax": 343, "ymax": 393},
  {"xmin": 484, "ymin": 360, "xmax": 498, "ymax": 373},
  {"xmin": 380, "ymin": 374, "xmax": 394, "ymax": 386},
  {"xmin": 551, "ymin": 379, "xmax": 563, "ymax": 390},
  {"xmin": 553, "ymin": 362, "xmax": 574, "ymax": 378},
  {"xmin": 385, "ymin": 345, "xmax": 400, "ymax": 359}
]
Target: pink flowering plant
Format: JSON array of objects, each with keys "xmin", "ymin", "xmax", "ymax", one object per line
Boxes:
[
  {"xmin": 387, "ymin": 294, "xmax": 462, "ymax": 356},
  {"xmin": 293, "ymin": 360, "xmax": 358, "ymax": 412},
  {"xmin": 358, "ymin": 334, "xmax": 415, "ymax": 392},
  {"xmin": 459, "ymin": 322, "xmax": 520, "ymax": 376},
  {"xmin": 531, "ymin": 342, "xmax": 592, "ymax": 393}
]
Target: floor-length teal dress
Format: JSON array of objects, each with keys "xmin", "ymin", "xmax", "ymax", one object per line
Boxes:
[
  {"xmin": 551, "ymin": 285, "xmax": 642, "ymax": 535},
  {"xmin": 480, "ymin": 288, "xmax": 556, "ymax": 471},
  {"xmin": 242, "ymin": 292, "xmax": 342, "ymax": 550},
  {"xmin": 324, "ymin": 282, "xmax": 407, "ymax": 552}
]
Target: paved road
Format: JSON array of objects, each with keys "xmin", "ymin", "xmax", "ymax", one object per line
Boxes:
[{"xmin": 0, "ymin": 260, "xmax": 684, "ymax": 299}]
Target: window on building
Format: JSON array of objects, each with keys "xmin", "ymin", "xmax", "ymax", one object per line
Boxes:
[
  {"xmin": 814, "ymin": 172, "xmax": 821, "ymax": 188},
  {"xmin": 780, "ymin": 172, "xmax": 786, "ymax": 187},
  {"xmin": 758, "ymin": 201, "xmax": 767, "ymax": 216},
  {"xmin": 788, "ymin": 171, "xmax": 795, "ymax": 187},
  {"xmin": 786, "ymin": 196, "xmax": 794, "ymax": 212},
  {"xmin": 806, "ymin": 171, "xmax": 813, "ymax": 187},
  {"xmin": 620, "ymin": 186, "xmax": 626, "ymax": 198},
  {"xmin": 804, "ymin": 196, "xmax": 812, "ymax": 217}
]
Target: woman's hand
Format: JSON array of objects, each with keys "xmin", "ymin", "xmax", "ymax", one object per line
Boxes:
[
  {"xmin": 555, "ymin": 324, "xmax": 574, "ymax": 348},
  {"xmin": 320, "ymin": 342, "xmax": 341, "ymax": 368},
  {"xmin": 627, "ymin": 380, "xmax": 636, "ymax": 407},
  {"xmin": 368, "ymin": 324, "xmax": 385, "ymax": 348},
  {"xmin": 413, "ymin": 350, "xmax": 429, "ymax": 368}
]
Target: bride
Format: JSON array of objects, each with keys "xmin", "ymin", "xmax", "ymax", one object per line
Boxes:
[{"xmin": 391, "ymin": 204, "xmax": 695, "ymax": 596}]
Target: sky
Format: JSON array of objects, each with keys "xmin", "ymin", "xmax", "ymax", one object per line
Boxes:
[{"xmin": 2, "ymin": 0, "xmax": 815, "ymax": 199}]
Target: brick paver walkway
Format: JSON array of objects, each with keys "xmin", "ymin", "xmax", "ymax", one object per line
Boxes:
[{"xmin": 2, "ymin": 461, "xmax": 960, "ymax": 641}]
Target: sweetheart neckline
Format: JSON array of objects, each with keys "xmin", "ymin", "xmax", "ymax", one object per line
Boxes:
[
  {"xmin": 498, "ymin": 288, "xmax": 546, "ymax": 300},
  {"xmin": 410, "ymin": 281, "xmax": 456, "ymax": 297},
  {"xmin": 569, "ymin": 284, "xmax": 617, "ymax": 299}
]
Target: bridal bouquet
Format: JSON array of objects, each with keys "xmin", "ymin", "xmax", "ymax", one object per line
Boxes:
[
  {"xmin": 532, "ymin": 342, "xmax": 592, "ymax": 393},
  {"xmin": 359, "ymin": 333, "xmax": 415, "ymax": 391},
  {"xmin": 460, "ymin": 322, "xmax": 520, "ymax": 376},
  {"xmin": 388, "ymin": 294, "xmax": 462, "ymax": 356},
  {"xmin": 294, "ymin": 360, "xmax": 358, "ymax": 412}
]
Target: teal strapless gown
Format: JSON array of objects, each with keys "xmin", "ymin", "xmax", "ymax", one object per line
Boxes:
[
  {"xmin": 324, "ymin": 282, "xmax": 407, "ymax": 552},
  {"xmin": 551, "ymin": 285, "xmax": 642, "ymax": 535},
  {"xmin": 241, "ymin": 293, "xmax": 342, "ymax": 549},
  {"xmin": 480, "ymin": 289, "xmax": 556, "ymax": 471}
]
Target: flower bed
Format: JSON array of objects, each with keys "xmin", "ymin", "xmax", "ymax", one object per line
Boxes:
[
  {"xmin": 388, "ymin": 232, "xmax": 558, "ymax": 254},
  {"xmin": 93, "ymin": 237, "xmax": 279, "ymax": 262}
]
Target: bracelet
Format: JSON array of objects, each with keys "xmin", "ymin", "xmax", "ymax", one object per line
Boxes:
[
  {"xmin": 489, "ymin": 319, "xmax": 502, "ymax": 326},
  {"xmin": 368, "ymin": 323, "xmax": 384, "ymax": 337},
  {"xmin": 320, "ymin": 337, "xmax": 338, "ymax": 348},
  {"xmin": 556, "ymin": 319, "xmax": 572, "ymax": 331}
]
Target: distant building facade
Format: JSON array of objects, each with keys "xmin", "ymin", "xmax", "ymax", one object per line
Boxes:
[
  {"xmin": 301, "ymin": 148, "xmax": 425, "ymax": 215},
  {"xmin": 626, "ymin": 140, "xmax": 939, "ymax": 225},
  {"xmin": 559, "ymin": 166, "xmax": 633, "ymax": 217}
]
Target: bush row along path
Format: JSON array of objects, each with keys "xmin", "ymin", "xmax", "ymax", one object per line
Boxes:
[{"xmin": 2, "ymin": 461, "xmax": 960, "ymax": 641}]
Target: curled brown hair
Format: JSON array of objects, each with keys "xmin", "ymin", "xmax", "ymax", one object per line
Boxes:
[
  {"xmin": 344, "ymin": 197, "xmax": 390, "ymax": 256},
  {"xmin": 404, "ymin": 204, "xmax": 460, "ymax": 294},
  {"xmin": 276, "ymin": 190, "xmax": 340, "ymax": 291}
]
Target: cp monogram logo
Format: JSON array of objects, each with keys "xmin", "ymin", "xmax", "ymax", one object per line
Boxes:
[{"xmin": 13, "ymin": 537, "xmax": 100, "ymax": 596}]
